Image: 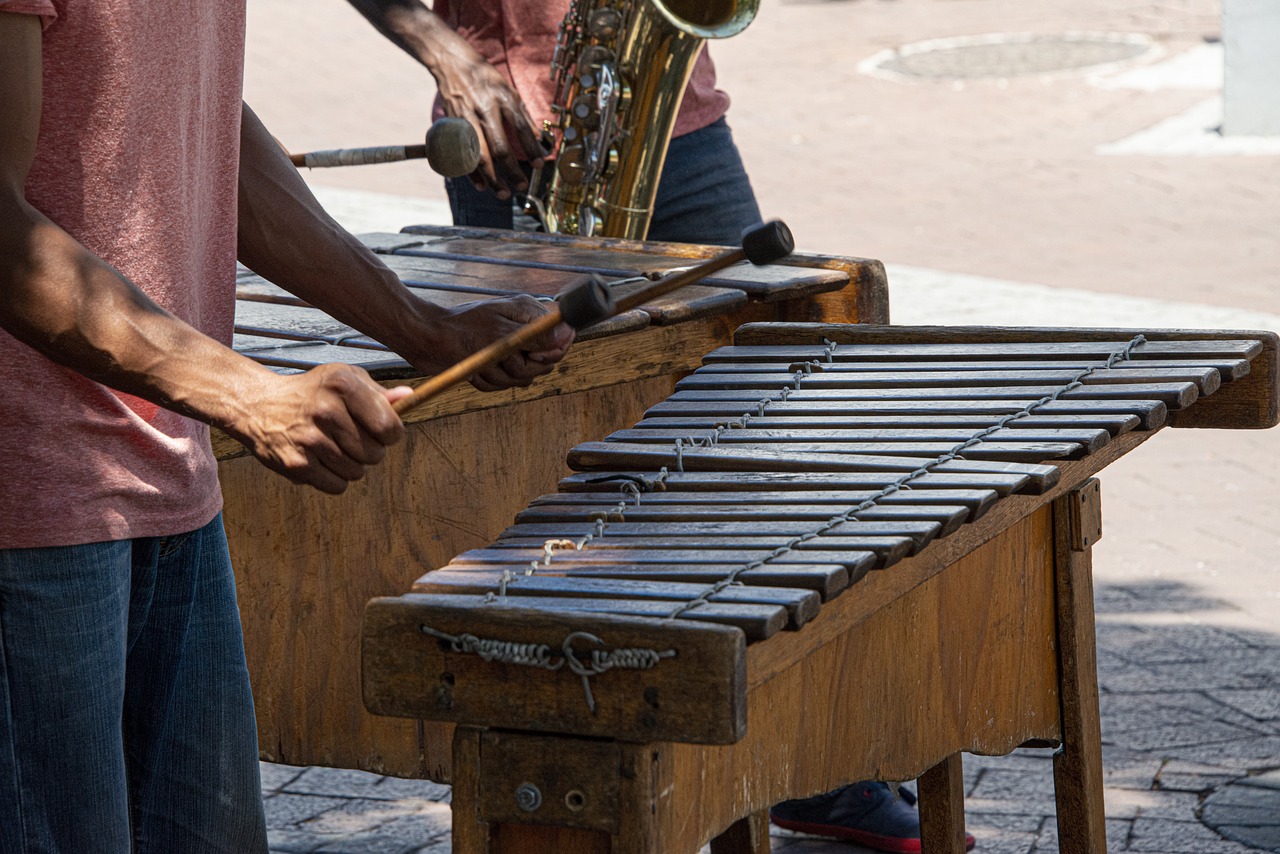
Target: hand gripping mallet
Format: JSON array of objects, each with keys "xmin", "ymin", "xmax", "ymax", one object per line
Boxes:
[{"xmin": 391, "ymin": 220, "xmax": 796, "ymax": 417}]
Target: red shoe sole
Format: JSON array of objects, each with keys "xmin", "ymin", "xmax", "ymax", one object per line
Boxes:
[{"xmin": 769, "ymin": 816, "xmax": 976, "ymax": 853}]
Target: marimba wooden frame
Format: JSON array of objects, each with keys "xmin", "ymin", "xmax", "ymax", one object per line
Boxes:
[
  {"xmin": 407, "ymin": 324, "xmax": 1276, "ymax": 854},
  {"xmin": 442, "ymin": 466, "xmax": 1117, "ymax": 854}
]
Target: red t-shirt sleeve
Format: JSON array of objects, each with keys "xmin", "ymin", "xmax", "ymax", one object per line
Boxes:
[{"xmin": 0, "ymin": 0, "xmax": 57, "ymax": 28}]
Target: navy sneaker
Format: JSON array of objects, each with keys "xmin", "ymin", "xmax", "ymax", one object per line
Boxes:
[{"xmin": 769, "ymin": 781, "xmax": 976, "ymax": 853}]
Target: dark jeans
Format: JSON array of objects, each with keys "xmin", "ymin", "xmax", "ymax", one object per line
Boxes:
[
  {"xmin": 445, "ymin": 116, "xmax": 762, "ymax": 247},
  {"xmin": 0, "ymin": 515, "xmax": 267, "ymax": 853}
]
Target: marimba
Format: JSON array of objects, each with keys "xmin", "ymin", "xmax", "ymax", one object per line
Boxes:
[
  {"xmin": 217, "ymin": 227, "xmax": 883, "ymax": 776},
  {"xmin": 362, "ymin": 322, "xmax": 1278, "ymax": 853}
]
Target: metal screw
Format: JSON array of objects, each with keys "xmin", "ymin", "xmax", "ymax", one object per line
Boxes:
[{"xmin": 515, "ymin": 783, "xmax": 543, "ymax": 812}]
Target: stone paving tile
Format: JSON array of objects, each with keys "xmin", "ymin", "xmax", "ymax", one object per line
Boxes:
[
  {"xmin": 299, "ymin": 798, "xmax": 441, "ymax": 836},
  {"xmin": 361, "ymin": 776, "xmax": 452, "ymax": 803},
  {"xmin": 1031, "ymin": 817, "xmax": 1135, "ymax": 852},
  {"xmin": 1156, "ymin": 759, "xmax": 1247, "ymax": 795},
  {"xmin": 269, "ymin": 829, "xmax": 338, "ymax": 854},
  {"xmin": 280, "ymin": 766, "xmax": 452, "ymax": 803},
  {"xmin": 264, "ymin": 793, "xmax": 353, "ymax": 829},
  {"xmin": 1127, "ymin": 816, "xmax": 1265, "ymax": 853},
  {"xmin": 261, "ymin": 761, "xmax": 307, "ymax": 792},
  {"xmin": 1241, "ymin": 769, "xmax": 1280, "ymax": 791},
  {"xmin": 965, "ymin": 831, "xmax": 1039, "ymax": 854},
  {"xmin": 1153, "ymin": 735, "xmax": 1280, "ymax": 771},
  {"xmin": 369, "ymin": 804, "xmax": 452, "ymax": 844},
  {"xmin": 1211, "ymin": 688, "xmax": 1280, "ymax": 722},
  {"xmin": 261, "ymin": 778, "xmax": 451, "ymax": 853},
  {"xmin": 310, "ymin": 833, "xmax": 421, "ymax": 854},
  {"xmin": 967, "ymin": 768, "xmax": 1059, "ymax": 807},
  {"xmin": 284, "ymin": 767, "xmax": 403, "ymax": 799},
  {"xmin": 1115, "ymin": 788, "xmax": 1204, "ymax": 821},
  {"xmin": 411, "ymin": 842, "xmax": 451, "ymax": 854}
]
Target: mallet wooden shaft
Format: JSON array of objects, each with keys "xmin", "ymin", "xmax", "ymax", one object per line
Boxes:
[
  {"xmin": 392, "ymin": 309, "xmax": 564, "ymax": 415},
  {"xmin": 612, "ymin": 247, "xmax": 747, "ymax": 313},
  {"xmin": 288, "ymin": 144, "xmax": 427, "ymax": 169}
]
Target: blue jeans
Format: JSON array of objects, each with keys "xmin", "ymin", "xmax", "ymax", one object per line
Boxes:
[
  {"xmin": 0, "ymin": 515, "xmax": 267, "ymax": 853},
  {"xmin": 446, "ymin": 116, "xmax": 762, "ymax": 247}
]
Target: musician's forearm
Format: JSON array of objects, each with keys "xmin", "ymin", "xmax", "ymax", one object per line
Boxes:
[
  {"xmin": 235, "ymin": 102, "xmax": 462, "ymax": 368},
  {"xmin": 345, "ymin": 0, "xmax": 479, "ymax": 83},
  {"xmin": 0, "ymin": 195, "xmax": 282, "ymax": 427}
]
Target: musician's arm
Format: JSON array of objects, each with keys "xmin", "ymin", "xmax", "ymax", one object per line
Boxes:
[
  {"xmin": 0, "ymin": 14, "xmax": 407, "ymax": 495},
  {"xmin": 343, "ymin": 0, "xmax": 545, "ymax": 196},
  {"xmin": 235, "ymin": 101, "xmax": 572, "ymax": 391}
]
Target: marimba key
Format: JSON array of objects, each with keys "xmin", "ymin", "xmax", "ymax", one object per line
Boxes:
[
  {"xmin": 558, "ymin": 470, "xmax": 1025, "ymax": 498},
  {"xmin": 702, "ymin": 339, "xmax": 1265, "ymax": 362},
  {"xmin": 692, "ymin": 357, "xmax": 1252, "ymax": 381},
  {"xmin": 516, "ymin": 499, "xmax": 972, "ymax": 536},
  {"xmin": 413, "ymin": 570, "xmax": 822, "ymax": 630},
  {"xmin": 650, "ymin": 395, "xmax": 1170, "ymax": 430},
  {"xmin": 567, "ymin": 443, "xmax": 1063, "ymax": 492},
  {"xmin": 635, "ymin": 412, "xmax": 1144, "ymax": 436},
  {"xmin": 476, "ymin": 540, "xmax": 885, "ymax": 573},
  {"xmin": 618, "ymin": 439, "xmax": 1088, "ymax": 462},
  {"xmin": 531, "ymin": 489, "xmax": 991, "ymax": 522},
  {"xmin": 674, "ymin": 376, "xmax": 1201, "ymax": 408},
  {"xmin": 491, "ymin": 537, "xmax": 911, "ymax": 571},
  {"xmin": 498, "ymin": 519, "xmax": 938, "ymax": 559},
  {"xmin": 679, "ymin": 366, "xmax": 1222, "ymax": 396},
  {"xmin": 427, "ymin": 560, "xmax": 852, "ymax": 599},
  {"xmin": 608, "ymin": 426, "xmax": 1113, "ymax": 454},
  {"xmin": 399, "ymin": 592, "xmax": 789, "ymax": 641}
]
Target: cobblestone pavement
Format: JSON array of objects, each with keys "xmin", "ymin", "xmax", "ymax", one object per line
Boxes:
[{"xmin": 245, "ymin": 0, "xmax": 1279, "ymax": 851}]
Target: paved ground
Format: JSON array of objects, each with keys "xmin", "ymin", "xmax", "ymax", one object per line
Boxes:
[{"xmin": 244, "ymin": 0, "xmax": 1279, "ymax": 851}]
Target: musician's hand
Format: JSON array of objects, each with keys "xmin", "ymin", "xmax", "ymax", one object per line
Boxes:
[
  {"xmin": 411, "ymin": 295, "xmax": 574, "ymax": 392},
  {"xmin": 225, "ymin": 364, "xmax": 409, "ymax": 494},
  {"xmin": 432, "ymin": 50, "xmax": 546, "ymax": 199}
]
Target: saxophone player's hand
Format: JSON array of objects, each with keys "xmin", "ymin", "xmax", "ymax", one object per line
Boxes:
[
  {"xmin": 433, "ymin": 47, "xmax": 547, "ymax": 201},
  {"xmin": 343, "ymin": 2, "xmax": 546, "ymax": 198}
]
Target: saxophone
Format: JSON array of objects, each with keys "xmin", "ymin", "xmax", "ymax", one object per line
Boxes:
[{"xmin": 528, "ymin": 0, "xmax": 758, "ymax": 240}]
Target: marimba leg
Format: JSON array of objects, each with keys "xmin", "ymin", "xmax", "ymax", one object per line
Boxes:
[
  {"xmin": 919, "ymin": 752, "xmax": 968, "ymax": 853},
  {"xmin": 708, "ymin": 810, "xmax": 771, "ymax": 854},
  {"xmin": 451, "ymin": 727, "xmax": 658, "ymax": 854},
  {"xmin": 1051, "ymin": 480, "xmax": 1108, "ymax": 853}
]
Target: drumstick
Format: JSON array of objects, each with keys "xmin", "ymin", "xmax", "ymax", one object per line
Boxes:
[
  {"xmin": 287, "ymin": 117, "xmax": 482, "ymax": 178},
  {"xmin": 391, "ymin": 220, "xmax": 795, "ymax": 417}
]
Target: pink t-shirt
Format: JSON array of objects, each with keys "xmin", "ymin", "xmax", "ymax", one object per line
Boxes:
[
  {"xmin": 432, "ymin": 0, "xmax": 730, "ymax": 151},
  {"xmin": 0, "ymin": 0, "xmax": 246, "ymax": 549}
]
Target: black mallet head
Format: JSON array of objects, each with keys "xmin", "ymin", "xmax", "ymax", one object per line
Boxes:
[
  {"xmin": 426, "ymin": 117, "xmax": 482, "ymax": 178},
  {"xmin": 557, "ymin": 274, "xmax": 616, "ymax": 330},
  {"xmin": 741, "ymin": 220, "xmax": 795, "ymax": 266}
]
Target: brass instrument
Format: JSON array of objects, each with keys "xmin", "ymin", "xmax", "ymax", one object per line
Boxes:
[{"xmin": 528, "ymin": 0, "xmax": 758, "ymax": 240}]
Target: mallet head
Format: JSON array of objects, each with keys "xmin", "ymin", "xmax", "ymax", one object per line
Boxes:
[
  {"xmin": 740, "ymin": 220, "xmax": 795, "ymax": 266},
  {"xmin": 557, "ymin": 274, "xmax": 616, "ymax": 330},
  {"xmin": 426, "ymin": 117, "xmax": 482, "ymax": 178}
]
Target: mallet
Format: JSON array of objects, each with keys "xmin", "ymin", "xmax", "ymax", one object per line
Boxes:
[
  {"xmin": 391, "ymin": 220, "xmax": 795, "ymax": 416},
  {"xmin": 287, "ymin": 117, "xmax": 482, "ymax": 178}
]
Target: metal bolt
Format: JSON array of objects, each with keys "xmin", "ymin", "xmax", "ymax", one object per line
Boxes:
[{"xmin": 515, "ymin": 783, "xmax": 543, "ymax": 812}]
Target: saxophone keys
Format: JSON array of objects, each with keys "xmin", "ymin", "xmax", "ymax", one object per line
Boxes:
[
  {"xmin": 558, "ymin": 146, "xmax": 588, "ymax": 184},
  {"xmin": 588, "ymin": 8, "xmax": 623, "ymax": 39}
]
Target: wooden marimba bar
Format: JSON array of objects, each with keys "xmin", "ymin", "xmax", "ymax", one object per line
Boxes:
[{"xmin": 362, "ymin": 324, "xmax": 1278, "ymax": 854}]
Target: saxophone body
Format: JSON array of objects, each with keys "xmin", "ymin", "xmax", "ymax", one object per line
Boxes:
[{"xmin": 532, "ymin": 0, "xmax": 758, "ymax": 240}]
